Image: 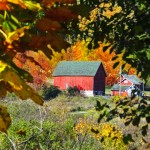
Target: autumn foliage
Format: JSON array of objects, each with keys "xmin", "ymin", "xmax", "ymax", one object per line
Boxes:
[
  {"xmin": 13, "ymin": 50, "xmax": 52, "ymax": 87},
  {"xmin": 0, "ymin": 0, "xmax": 78, "ymax": 132},
  {"xmin": 0, "ymin": 0, "xmax": 144, "ymax": 133},
  {"xmin": 48, "ymin": 40, "xmax": 137, "ymax": 86}
]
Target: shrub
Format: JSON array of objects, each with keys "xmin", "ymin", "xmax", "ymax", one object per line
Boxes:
[
  {"xmin": 42, "ymin": 85, "xmax": 61, "ymax": 100},
  {"xmin": 74, "ymin": 118, "xmax": 128, "ymax": 150},
  {"xmin": 67, "ymin": 86, "xmax": 80, "ymax": 96}
]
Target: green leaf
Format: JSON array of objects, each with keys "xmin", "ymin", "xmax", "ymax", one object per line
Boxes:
[
  {"xmin": 125, "ymin": 120, "xmax": 132, "ymax": 126},
  {"xmin": 123, "ymin": 134, "xmax": 134, "ymax": 145},
  {"xmin": 91, "ymin": 128, "xmax": 99, "ymax": 134},
  {"xmin": 24, "ymin": 1, "xmax": 42, "ymax": 11},
  {"xmin": 8, "ymin": 21, "xmax": 17, "ymax": 31},
  {"xmin": 120, "ymin": 99, "xmax": 130, "ymax": 105},
  {"xmin": 132, "ymin": 116, "xmax": 140, "ymax": 126},
  {"xmin": 100, "ymin": 137, "xmax": 104, "ymax": 142},
  {"xmin": 123, "ymin": 106, "xmax": 129, "ymax": 112},
  {"xmin": 141, "ymin": 124, "xmax": 148, "ymax": 136},
  {"xmin": 71, "ymin": 4, "xmax": 91, "ymax": 17},
  {"xmin": 98, "ymin": 112, "xmax": 105, "ymax": 123},
  {"xmin": 0, "ymin": 14, "xmax": 4, "ymax": 23},
  {"xmin": 95, "ymin": 101, "xmax": 108, "ymax": 111},
  {"xmin": 146, "ymin": 116, "xmax": 150, "ymax": 123},
  {"xmin": 2, "ymin": 21, "xmax": 11, "ymax": 32},
  {"xmin": 140, "ymin": 99, "xmax": 148, "ymax": 105},
  {"xmin": 106, "ymin": 109, "xmax": 117, "ymax": 121},
  {"xmin": 95, "ymin": 100, "xmax": 101, "ymax": 111},
  {"xmin": 124, "ymin": 116, "xmax": 132, "ymax": 126},
  {"xmin": 11, "ymin": 15, "xmax": 19, "ymax": 24}
]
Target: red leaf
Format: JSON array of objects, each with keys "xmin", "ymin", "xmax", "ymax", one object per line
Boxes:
[
  {"xmin": 27, "ymin": 32, "xmax": 70, "ymax": 57},
  {"xmin": 45, "ymin": 7, "xmax": 78, "ymax": 22},
  {"xmin": 36, "ymin": 18, "xmax": 62, "ymax": 31},
  {"xmin": 0, "ymin": 2, "xmax": 10, "ymax": 10}
]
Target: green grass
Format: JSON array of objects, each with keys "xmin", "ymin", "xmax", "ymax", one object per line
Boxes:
[{"xmin": 0, "ymin": 93, "xmax": 149, "ymax": 150}]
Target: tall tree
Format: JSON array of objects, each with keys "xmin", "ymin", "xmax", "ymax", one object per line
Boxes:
[{"xmin": 71, "ymin": 0, "xmax": 150, "ymax": 80}]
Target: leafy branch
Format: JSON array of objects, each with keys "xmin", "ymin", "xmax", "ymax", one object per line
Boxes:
[{"xmin": 95, "ymin": 96, "xmax": 150, "ymax": 143}]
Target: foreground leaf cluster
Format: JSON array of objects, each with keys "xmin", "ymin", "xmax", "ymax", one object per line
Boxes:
[
  {"xmin": 0, "ymin": 0, "xmax": 79, "ymax": 132},
  {"xmin": 96, "ymin": 96, "xmax": 150, "ymax": 144}
]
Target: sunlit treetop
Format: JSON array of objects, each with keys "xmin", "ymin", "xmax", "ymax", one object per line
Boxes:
[{"xmin": 71, "ymin": 0, "xmax": 150, "ymax": 80}]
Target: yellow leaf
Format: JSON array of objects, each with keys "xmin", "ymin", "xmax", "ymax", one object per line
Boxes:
[
  {"xmin": 0, "ymin": 61, "xmax": 7, "ymax": 72},
  {"xmin": 13, "ymin": 84, "xmax": 43, "ymax": 105},
  {"xmin": 8, "ymin": 0, "xmax": 26, "ymax": 8},
  {"xmin": 24, "ymin": 1, "xmax": 42, "ymax": 11},
  {"xmin": 0, "ymin": 105, "xmax": 11, "ymax": 132},
  {"xmin": 0, "ymin": 61, "xmax": 43, "ymax": 105},
  {"xmin": 0, "ymin": 67, "xmax": 23, "ymax": 90},
  {"xmin": 6, "ymin": 26, "xmax": 30, "ymax": 44}
]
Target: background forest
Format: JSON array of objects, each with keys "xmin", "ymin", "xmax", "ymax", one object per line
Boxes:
[{"xmin": 0, "ymin": 0, "xmax": 150, "ymax": 149}]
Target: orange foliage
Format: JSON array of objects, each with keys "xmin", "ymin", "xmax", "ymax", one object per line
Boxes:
[
  {"xmin": 14, "ymin": 40, "xmax": 137, "ymax": 87},
  {"xmin": 49, "ymin": 40, "xmax": 137, "ymax": 86},
  {"xmin": 49, "ymin": 40, "xmax": 89, "ymax": 72},
  {"xmin": 0, "ymin": 1, "xmax": 10, "ymax": 10},
  {"xmin": 13, "ymin": 50, "xmax": 51, "ymax": 87},
  {"xmin": 0, "ymin": 0, "xmax": 27, "ymax": 10},
  {"xmin": 88, "ymin": 42, "xmax": 120, "ymax": 86}
]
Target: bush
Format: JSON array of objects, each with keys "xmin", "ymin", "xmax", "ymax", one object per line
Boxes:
[
  {"xmin": 42, "ymin": 85, "xmax": 61, "ymax": 100},
  {"xmin": 67, "ymin": 86, "xmax": 80, "ymax": 96}
]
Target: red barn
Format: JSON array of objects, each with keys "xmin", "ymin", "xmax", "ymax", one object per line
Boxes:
[
  {"xmin": 52, "ymin": 61, "xmax": 107, "ymax": 96},
  {"xmin": 111, "ymin": 74, "xmax": 143, "ymax": 97}
]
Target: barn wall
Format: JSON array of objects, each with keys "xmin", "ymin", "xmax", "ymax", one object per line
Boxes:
[
  {"xmin": 94, "ymin": 64, "xmax": 106, "ymax": 94},
  {"xmin": 111, "ymin": 90, "xmax": 118, "ymax": 96},
  {"xmin": 54, "ymin": 76, "xmax": 94, "ymax": 90},
  {"xmin": 111, "ymin": 90, "xmax": 128, "ymax": 97}
]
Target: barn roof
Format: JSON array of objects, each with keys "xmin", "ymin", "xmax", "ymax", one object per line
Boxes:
[
  {"xmin": 122, "ymin": 74, "xmax": 142, "ymax": 85},
  {"xmin": 52, "ymin": 61, "xmax": 105, "ymax": 76},
  {"xmin": 111, "ymin": 84, "xmax": 130, "ymax": 91}
]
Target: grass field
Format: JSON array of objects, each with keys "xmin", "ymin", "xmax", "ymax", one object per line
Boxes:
[{"xmin": 0, "ymin": 93, "xmax": 149, "ymax": 150}]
